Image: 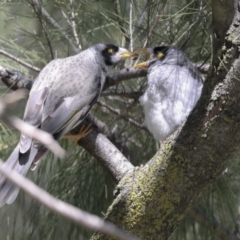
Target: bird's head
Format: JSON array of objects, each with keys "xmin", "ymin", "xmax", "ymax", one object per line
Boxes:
[
  {"xmin": 133, "ymin": 46, "xmax": 170, "ymax": 69},
  {"xmin": 94, "ymin": 43, "xmax": 137, "ymax": 66}
]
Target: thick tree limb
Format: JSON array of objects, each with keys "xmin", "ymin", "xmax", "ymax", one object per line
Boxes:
[
  {"xmin": 91, "ymin": 2, "xmax": 240, "ymax": 240},
  {"xmin": 77, "ymin": 127, "xmax": 134, "ymax": 182}
]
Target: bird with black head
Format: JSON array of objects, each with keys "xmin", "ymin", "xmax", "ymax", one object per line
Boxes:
[
  {"xmin": 0, "ymin": 43, "xmax": 135, "ymax": 207},
  {"xmin": 134, "ymin": 46, "xmax": 204, "ymax": 142}
]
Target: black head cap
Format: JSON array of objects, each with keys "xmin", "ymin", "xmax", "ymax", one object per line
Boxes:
[
  {"xmin": 152, "ymin": 46, "xmax": 169, "ymax": 59},
  {"xmin": 101, "ymin": 44, "xmax": 119, "ymax": 66}
]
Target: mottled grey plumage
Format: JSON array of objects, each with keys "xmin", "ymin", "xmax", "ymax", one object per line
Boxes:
[
  {"xmin": 135, "ymin": 46, "xmax": 204, "ymax": 142},
  {"xmin": 0, "ymin": 43, "xmax": 132, "ymax": 206}
]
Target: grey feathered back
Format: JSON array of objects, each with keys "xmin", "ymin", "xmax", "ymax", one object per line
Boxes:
[{"xmin": 0, "ymin": 43, "xmax": 109, "ymax": 206}]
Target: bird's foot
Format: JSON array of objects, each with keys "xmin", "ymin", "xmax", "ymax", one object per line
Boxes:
[{"xmin": 63, "ymin": 124, "xmax": 92, "ymax": 145}]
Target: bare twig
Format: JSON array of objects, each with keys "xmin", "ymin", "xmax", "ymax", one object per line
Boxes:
[
  {"xmin": 135, "ymin": 1, "xmax": 148, "ymax": 28},
  {"xmin": 113, "ymin": 0, "xmax": 130, "ymax": 48},
  {"xmin": 129, "ymin": 1, "xmax": 133, "ymax": 67},
  {"xmin": 0, "ymin": 159, "xmax": 139, "ymax": 240},
  {"xmin": 0, "ymin": 62, "xmax": 208, "ymax": 94},
  {"xmin": 0, "ymin": 49, "xmax": 41, "ymax": 72},
  {"xmin": 30, "ymin": 0, "xmax": 54, "ymax": 60},
  {"xmin": 104, "ymin": 67, "xmax": 147, "ymax": 90},
  {"xmin": 69, "ymin": 0, "xmax": 81, "ymax": 50},
  {"xmin": 129, "ymin": 1, "xmax": 133, "ymax": 52},
  {"xmin": 97, "ymin": 100, "xmax": 147, "ymax": 131},
  {"xmin": 0, "ymin": 90, "xmax": 66, "ymax": 159},
  {"xmin": 142, "ymin": 2, "xmax": 167, "ymax": 48},
  {"xmin": 0, "ymin": 65, "xmax": 148, "ymax": 91},
  {"xmin": 30, "ymin": 0, "xmax": 79, "ymax": 54},
  {"xmin": 60, "ymin": 4, "xmax": 81, "ymax": 50}
]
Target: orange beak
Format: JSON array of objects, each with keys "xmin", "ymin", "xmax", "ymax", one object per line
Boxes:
[{"xmin": 133, "ymin": 61, "xmax": 149, "ymax": 69}]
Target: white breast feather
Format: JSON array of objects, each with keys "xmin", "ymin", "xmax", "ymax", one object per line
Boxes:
[{"xmin": 140, "ymin": 64, "xmax": 203, "ymax": 141}]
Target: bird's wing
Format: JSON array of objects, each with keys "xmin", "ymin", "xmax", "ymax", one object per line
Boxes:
[
  {"xmin": 19, "ymin": 87, "xmax": 49, "ymax": 161},
  {"xmin": 40, "ymin": 77, "xmax": 102, "ymax": 137},
  {"xmin": 20, "ymin": 57, "xmax": 102, "ymax": 159}
]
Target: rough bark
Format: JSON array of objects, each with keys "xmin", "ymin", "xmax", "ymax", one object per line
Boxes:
[
  {"xmin": 0, "ymin": 1, "xmax": 238, "ymax": 238},
  {"xmin": 91, "ymin": 1, "xmax": 240, "ymax": 240}
]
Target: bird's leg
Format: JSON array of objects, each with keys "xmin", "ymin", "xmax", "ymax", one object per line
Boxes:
[{"xmin": 63, "ymin": 123, "xmax": 92, "ymax": 145}]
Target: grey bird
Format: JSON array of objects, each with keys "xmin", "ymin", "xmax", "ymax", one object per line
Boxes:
[
  {"xmin": 134, "ymin": 46, "xmax": 204, "ymax": 142},
  {"xmin": 0, "ymin": 43, "xmax": 134, "ymax": 206}
]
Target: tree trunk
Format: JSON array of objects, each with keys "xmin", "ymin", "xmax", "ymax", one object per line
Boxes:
[{"xmin": 91, "ymin": 1, "xmax": 240, "ymax": 239}]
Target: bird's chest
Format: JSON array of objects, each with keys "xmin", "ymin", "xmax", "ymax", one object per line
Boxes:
[
  {"xmin": 53, "ymin": 65, "xmax": 103, "ymax": 98},
  {"xmin": 146, "ymin": 65, "xmax": 196, "ymax": 105}
]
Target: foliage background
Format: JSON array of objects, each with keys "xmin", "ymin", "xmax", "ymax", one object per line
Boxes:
[{"xmin": 0, "ymin": 0, "xmax": 239, "ymax": 239}]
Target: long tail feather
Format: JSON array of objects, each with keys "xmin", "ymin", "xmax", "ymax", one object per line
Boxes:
[{"xmin": 0, "ymin": 144, "xmax": 38, "ymax": 207}]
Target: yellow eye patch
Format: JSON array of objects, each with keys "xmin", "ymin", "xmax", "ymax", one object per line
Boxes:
[
  {"xmin": 108, "ymin": 48, "xmax": 114, "ymax": 54},
  {"xmin": 157, "ymin": 52, "xmax": 164, "ymax": 58}
]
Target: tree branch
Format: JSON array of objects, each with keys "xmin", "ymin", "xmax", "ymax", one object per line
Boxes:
[
  {"xmin": 0, "ymin": 49, "xmax": 41, "ymax": 72},
  {"xmin": 29, "ymin": 0, "xmax": 54, "ymax": 60},
  {"xmin": 0, "ymin": 90, "xmax": 66, "ymax": 159},
  {"xmin": 0, "ymin": 66, "xmax": 34, "ymax": 90},
  {"xmin": 72, "ymin": 116, "xmax": 134, "ymax": 182},
  {"xmin": 29, "ymin": 0, "xmax": 79, "ymax": 54},
  {"xmin": 91, "ymin": 4, "xmax": 240, "ymax": 240},
  {"xmin": 97, "ymin": 100, "xmax": 147, "ymax": 131},
  {"xmin": 0, "ymin": 159, "xmax": 139, "ymax": 240}
]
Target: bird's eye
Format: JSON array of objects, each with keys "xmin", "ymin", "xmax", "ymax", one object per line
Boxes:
[
  {"xmin": 108, "ymin": 48, "xmax": 114, "ymax": 54},
  {"xmin": 156, "ymin": 51, "xmax": 164, "ymax": 58}
]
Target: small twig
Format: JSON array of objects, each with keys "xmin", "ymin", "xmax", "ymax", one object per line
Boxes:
[
  {"xmin": 113, "ymin": 0, "xmax": 130, "ymax": 48},
  {"xmin": 60, "ymin": 4, "xmax": 81, "ymax": 50},
  {"xmin": 0, "ymin": 63, "xmax": 208, "ymax": 94},
  {"xmin": 104, "ymin": 67, "xmax": 147, "ymax": 90},
  {"xmin": 97, "ymin": 100, "xmax": 147, "ymax": 131},
  {"xmin": 135, "ymin": 1, "xmax": 148, "ymax": 29},
  {"xmin": 0, "ymin": 159, "xmax": 139, "ymax": 240},
  {"xmin": 143, "ymin": 2, "xmax": 167, "ymax": 48},
  {"xmin": 30, "ymin": 0, "xmax": 54, "ymax": 60},
  {"xmin": 0, "ymin": 49, "xmax": 41, "ymax": 72},
  {"xmin": 129, "ymin": 1, "xmax": 133, "ymax": 67},
  {"xmin": 69, "ymin": 0, "xmax": 81, "ymax": 50},
  {"xmin": 0, "ymin": 90, "xmax": 66, "ymax": 159},
  {"xmin": 30, "ymin": 0, "xmax": 79, "ymax": 54}
]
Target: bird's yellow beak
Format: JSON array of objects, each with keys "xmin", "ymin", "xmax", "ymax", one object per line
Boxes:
[
  {"xmin": 120, "ymin": 51, "xmax": 138, "ymax": 59},
  {"xmin": 133, "ymin": 61, "xmax": 149, "ymax": 69}
]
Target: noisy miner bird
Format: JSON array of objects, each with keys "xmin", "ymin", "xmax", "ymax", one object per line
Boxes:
[
  {"xmin": 134, "ymin": 46, "xmax": 204, "ymax": 142},
  {"xmin": 0, "ymin": 43, "xmax": 134, "ymax": 206}
]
